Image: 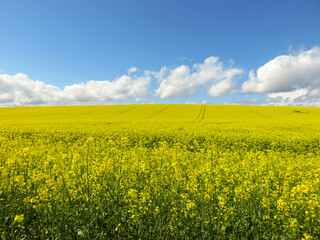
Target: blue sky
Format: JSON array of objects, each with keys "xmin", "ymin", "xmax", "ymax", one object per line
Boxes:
[{"xmin": 1, "ymin": 0, "xmax": 320, "ymax": 106}]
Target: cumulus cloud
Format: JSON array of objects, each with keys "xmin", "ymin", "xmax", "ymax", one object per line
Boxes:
[
  {"xmin": 0, "ymin": 73, "xmax": 150, "ymax": 106},
  {"xmin": 0, "ymin": 73, "xmax": 61, "ymax": 105},
  {"xmin": 208, "ymin": 79, "xmax": 236, "ymax": 97},
  {"xmin": 128, "ymin": 67, "xmax": 139, "ymax": 74},
  {"xmin": 267, "ymin": 88, "xmax": 308, "ymax": 102},
  {"xmin": 266, "ymin": 87, "xmax": 320, "ymax": 106},
  {"xmin": 242, "ymin": 46, "xmax": 320, "ymax": 93},
  {"xmin": 155, "ymin": 57, "xmax": 243, "ymax": 99},
  {"xmin": 228, "ymin": 87, "xmax": 320, "ymax": 106}
]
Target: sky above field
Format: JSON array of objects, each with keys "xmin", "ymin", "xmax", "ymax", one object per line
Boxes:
[{"xmin": 0, "ymin": 0, "xmax": 320, "ymax": 107}]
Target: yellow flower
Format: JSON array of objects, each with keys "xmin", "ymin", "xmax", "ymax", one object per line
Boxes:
[
  {"xmin": 301, "ymin": 233, "xmax": 313, "ymax": 240},
  {"xmin": 186, "ymin": 200, "xmax": 196, "ymax": 211},
  {"xmin": 14, "ymin": 214, "xmax": 24, "ymax": 223},
  {"xmin": 115, "ymin": 223, "xmax": 121, "ymax": 232},
  {"xmin": 154, "ymin": 206, "xmax": 160, "ymax": 214}
]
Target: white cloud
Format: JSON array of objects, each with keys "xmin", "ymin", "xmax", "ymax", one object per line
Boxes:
[
  {"xmin": 208, "ymin": 79, "xmax": 236, "ymax": 97},
  {"xmin": 228, "ymin": 87, "xmax": 320, "ymax": 106},
  {"xmin": 128, "ymin": 67, "xmax": 139, "ymax": 74},
  {"xmin": 145, "ymin": 67, "xmax": 168, "ymax": 82},
  {"xmin": 0, "ymin": 73, "xmax": 61, "ymax": 105},
  {"xmin": 266, "ymin": 87, "xmax": 320, "ymax": 106},
  {"xmin": 242, "ymin": 46, "xmax": 320, "ymax": 93},
  {"xmin": 155, "ymin": 57, "xmax": 243, "ymax": 99},
  {"xmin": 177, "ymin": 57, "xmax": 192, "ymax": 62},
  {"xmin": 267, "ymin": 88, "xmax": 308, "ymax": 102},
  {"xmin": 0, "ymin": 73, "xmax": 150, "ymax": 106},
  {"xmin": 135, "ymin": 98, "xmax": 150, "ymax": 104}
]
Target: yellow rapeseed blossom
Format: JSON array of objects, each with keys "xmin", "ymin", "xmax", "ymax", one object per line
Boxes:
[
  {"xmin": 14, "ymin": 214, "xmax": 24, "ymax": 223},
  {"xmin": 0, "ymin": 104, "xmax": 319, "ymax": 239}
]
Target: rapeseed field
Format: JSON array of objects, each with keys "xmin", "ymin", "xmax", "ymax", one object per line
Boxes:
[{"xmin": 0, "ymin": 104, "xmax": 319, "ymax": 239}]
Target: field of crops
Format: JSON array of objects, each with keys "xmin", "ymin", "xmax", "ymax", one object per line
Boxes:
[{"xmin": 0, "ymin": 104, "xmax": 320, "ymax": 239}]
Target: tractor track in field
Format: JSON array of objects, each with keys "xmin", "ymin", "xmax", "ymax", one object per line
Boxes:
[
  {"xmin": 244, "ymin": 106, "xmax": 275, "ymax": 120},
  {"xmin": 144, "ymin": 105, "xmax": 171, "ymax": 119},
  {"xmin": 108, "ymin": 105, "xmax": 141, "ymax": 118},
  {"xmin": 194, "ymin": 105, "xmax": 206, "ymax": 123}
]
